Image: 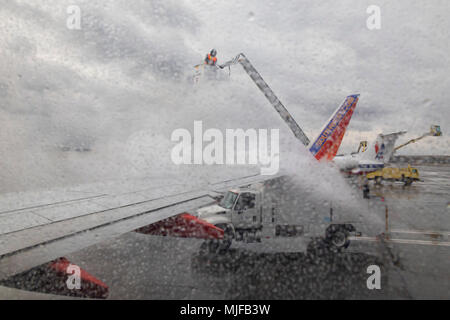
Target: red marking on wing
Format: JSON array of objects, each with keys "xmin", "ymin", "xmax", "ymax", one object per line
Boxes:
[{"xmin": 135, "ymin": 213, "xmax": 224, "ymax": 240}]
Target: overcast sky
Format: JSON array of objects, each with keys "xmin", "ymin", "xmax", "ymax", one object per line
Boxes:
[{"xmin": 1, "ymin": 0, "xmax": 449, "ymax": 191}]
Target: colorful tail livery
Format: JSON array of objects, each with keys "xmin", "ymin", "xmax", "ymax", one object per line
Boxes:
[{"xmin": 308, "ymin": 94, "xmax": 359, "ymax": 161}]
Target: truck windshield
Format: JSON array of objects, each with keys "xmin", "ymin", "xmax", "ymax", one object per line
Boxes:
[{"xmin": 219, "ymin": 191, "xmax": 238, "ymax": 209}]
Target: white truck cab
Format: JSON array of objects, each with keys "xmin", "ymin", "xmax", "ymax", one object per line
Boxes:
[{"xmin": 198, "ymin": 188, "xmax": 261, "ymax": 238}]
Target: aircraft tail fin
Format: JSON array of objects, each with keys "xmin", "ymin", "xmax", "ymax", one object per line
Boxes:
[
  {"xmin": 362, "ymin": 131, "xmax": 407, "ymax": 163},
  {"xmin": 308, "ymin": 94, "xmax": 359, "ymax": 161}
]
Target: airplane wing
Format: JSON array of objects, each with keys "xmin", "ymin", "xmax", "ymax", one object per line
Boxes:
[{"xmin": 0, "ymin": 173, "xmax": 272, "ymax": 296}]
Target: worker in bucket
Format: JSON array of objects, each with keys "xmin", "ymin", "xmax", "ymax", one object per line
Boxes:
[{"xmin": 204, "ymin": 49, "xmax": 218, "ymax": 66}]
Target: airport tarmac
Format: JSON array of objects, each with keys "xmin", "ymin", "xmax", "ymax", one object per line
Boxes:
[{"xmin": 2, "ymin": 164, "xmax": 449, "ymax": 299}]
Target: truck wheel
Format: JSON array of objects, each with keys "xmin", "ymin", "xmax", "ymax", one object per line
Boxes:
[
  {"xmin": 325, "ymin": 226, "xmax": 350, "ymax": 252},
  {"xmin": 330, "ymin": 230, "xmax": 349, "ymax": 249},
  {"xmin": 220, "ymin": 224, "xmax": 234, "ymax": 251},
  {"xmin": 375, "ymin": 176, "xmax": 382, "ymax": 185},
  {"xmin": 404, "ymin": 178, "xmax": 413, "ymax": 186},
  {"xmin": 209, "ymin": 224, "xmax": 233, "ymax": 253}
]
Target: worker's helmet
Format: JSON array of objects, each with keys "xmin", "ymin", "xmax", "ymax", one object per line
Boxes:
[{"xmin": 210, "ymin": 49, "xmax": 217, "ymax": 57}]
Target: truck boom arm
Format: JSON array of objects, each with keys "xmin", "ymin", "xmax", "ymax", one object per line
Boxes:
[
  {"xmin": 394, "ymin": 125, "xmax": 442, "ymax": 152},
  {"xmin": 394, "ymin": 134, "xmax": 429, "ymax": 151},
  {"xmin": 219, "ymin": 53, "xmax": 310, "ymax": 146}
]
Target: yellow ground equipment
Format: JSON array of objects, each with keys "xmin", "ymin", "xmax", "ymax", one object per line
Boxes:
[
  {"xmin": 349, "ymin": 140, "xmax": 368, "ymax": 155},
  {"xmin": 366, "ymin": 165, "xmax": 420, "ymax": 186},
  {"xmin": 394, "ymin": 125, "xmax": 442, "ymax": 153},
  {"xmin": 357, "ymin": 140, "xmax": 368, "ymax": 153}
]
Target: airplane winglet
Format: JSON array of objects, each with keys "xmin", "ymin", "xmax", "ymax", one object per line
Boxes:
[
  {"xmin": 0, "ymin": 257, "xmax": 109, "ymax": 299},
  {"xmin": 50, "ymin": 258, "xmax": 109, "ymax": 298}
]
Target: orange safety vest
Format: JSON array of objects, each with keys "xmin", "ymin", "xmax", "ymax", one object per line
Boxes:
[{"xmin": 207, "ymin": 54, "xmax": 217, "ymax": 64}]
